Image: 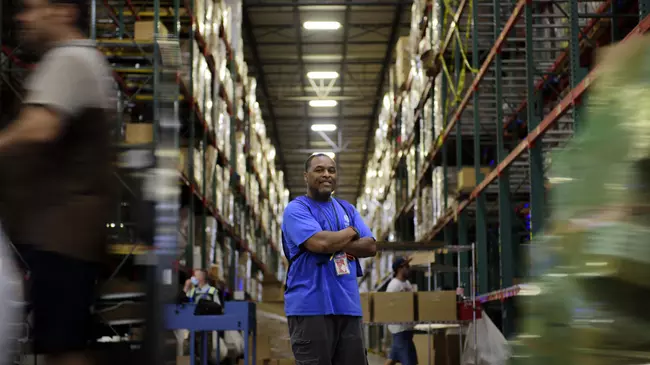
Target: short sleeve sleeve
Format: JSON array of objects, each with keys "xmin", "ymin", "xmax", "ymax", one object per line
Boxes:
[
  {"xmin": 24, "ymin": 48, "xmax": 97, "ymax": 116},
  {"xmin": 281, "ymin": 201, "xmax": 323, "ymax": 256},
  {"xmin": 386, "ymin": 279, "xmax": 400, "ymax": 293}
]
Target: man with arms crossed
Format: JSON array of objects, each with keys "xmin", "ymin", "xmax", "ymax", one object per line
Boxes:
[
  {"xmin": 281, "ymin": 153, "xmax": 377, "ymax": 365},
  {"xmin": 384, "ymin": 257, "xmax": 418, "ymax": 365},
  {"xmin": 0, "ymin": 1, "xmax": 114, "ymax": 365}
]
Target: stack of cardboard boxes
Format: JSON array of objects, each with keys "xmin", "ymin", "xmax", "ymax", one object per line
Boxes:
[{"xmin": 362, "ymin": 290, "xmax": 461, "ymax": 365}]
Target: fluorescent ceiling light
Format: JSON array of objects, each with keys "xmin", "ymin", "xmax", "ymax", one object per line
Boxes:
[
  {"xmin": 307, "ymin": 71, "xmax": 339, "ymax": 79},
  {"xmin": 309, "ymin": 99, "xmax": 338, "ymax": 107},
  {"xmin": 311, "ymin": 123, "xmax": 337, "ymax": 132},
  {"xmin": 303, "ymin": 21, "xmax": 341, "ymax": 30},
  {"xmin": 313, "ymin": 152, "xmax": 336, "ymax": 159}
]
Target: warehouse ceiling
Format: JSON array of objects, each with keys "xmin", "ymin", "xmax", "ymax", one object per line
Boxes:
[{"xmin": 242, "ymin": 0, "xmax": 411, "ymax": 204}]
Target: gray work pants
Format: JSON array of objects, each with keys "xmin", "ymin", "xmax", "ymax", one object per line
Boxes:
[{"xmin": 288, "ymin": 315, "xmax": 369, "ymax": 365}]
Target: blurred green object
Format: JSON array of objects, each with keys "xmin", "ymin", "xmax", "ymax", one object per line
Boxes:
[{"xmin": 511, "ymin": 35, "xmax": 650, "ymax": 365}]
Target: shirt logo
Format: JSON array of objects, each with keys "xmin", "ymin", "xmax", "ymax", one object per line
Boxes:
[{"xmin": 344, "ymin": 214, "xmax": 350, "ymax": 227}]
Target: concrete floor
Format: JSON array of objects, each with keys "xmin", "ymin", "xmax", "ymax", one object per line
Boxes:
[{"xmin": 367, "ymin": 352, "xmax": 386, "ymax": 365}]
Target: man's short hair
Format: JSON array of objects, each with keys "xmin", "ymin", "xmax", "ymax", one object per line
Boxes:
[
  {"xmin": 50, "ymin": 0, "xmax": 89, "ymax": 34},
  {"xmin": 304, "ymin": 153, "xmax": 332, "ymax": 172}
]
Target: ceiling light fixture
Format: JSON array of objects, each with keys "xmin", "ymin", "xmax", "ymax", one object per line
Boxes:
[
  {"xmin": 303, "ymin": 21, "xmax": 342, "ymax": 30},
  {"xmin": 311, "ymin": 123, "xmax": 337, "ymax": 132},
  {"xmin": 307, "ymin": 71, "xmax": 339, "ymax": 79},
  {"xmin": 313, "ymin": 152, "xmax": 336, "ymax": 159},
  {"xmin": 309, "ymin": 99, "xmax": 338, "ymax": 107}
]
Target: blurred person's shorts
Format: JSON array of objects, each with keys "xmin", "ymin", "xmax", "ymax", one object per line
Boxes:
[
  {"xmin": 16, "ymin": 244, "xmax": 98, "ymax": 354},
  {"xmin": 389, "ymin": 331, "xmax": 418, "ymax": 365}
]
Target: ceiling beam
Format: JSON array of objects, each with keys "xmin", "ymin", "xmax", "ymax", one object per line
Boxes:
[
  {"xmin": 242, "ymin": 8, "xmax": 290, "ymax": 191},
  {"xmin": 263, "ymin": 114, "xmax": 374, "ymax": 121},
  {"xmin": 248, "ymin": 22, "xmax": 410, "ymax": 29},
  {"xmin": 253, "ymin": 59, "xmax": 388, "ymax": 65},
  {"xmin": 257, "ymin": 40, "xmax": 392, "ymax": 46},
  {"xmin": 245, "ymin": 0, "xmax": 412, "ymax": 7},
  {"xmin": 356, "ymin": 2, "xmax": 403, "ymax": 200}
]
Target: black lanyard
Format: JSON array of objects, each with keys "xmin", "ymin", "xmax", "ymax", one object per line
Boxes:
[
  {"xmin": 305, "ymin": 195, "xmax": 341, "ymax": 231},
  {"xmin": 330, "ymin": 199, "xmax": 341, "ymax": 231}
]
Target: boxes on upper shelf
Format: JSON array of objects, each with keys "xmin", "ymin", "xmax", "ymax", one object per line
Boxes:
[
  {"xmin": 124, "ymin": 123, "xmax": 153, "ymax": 144},
  {"xmin": 134, "ymin": 20, "xmax": 169, "ymax": 41},
  {"xmin": 417, "ymin": 291, "xmax": 457, "ymax": 322},
  {"xmin": 372, "ymin": 292, "xmax": 415, "ymax": 323},
  {"xmin": 395, "ymin": 36, "xmax": 413, "ymax": 89},
  {"xmin": 457, "ymin": 166, "xmax": 492, "ymax": 193}
]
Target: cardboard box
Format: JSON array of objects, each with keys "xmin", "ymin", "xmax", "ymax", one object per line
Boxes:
[
  {"xmin": 372, "ymin": 292, "xmax": 415, "ymax": 323},
  {"xmin": 134, "ymin": 20, "xmax": 169, "ymax": 41},
  {"xmin": 262, "ymin": 282, "xmax": 284, "ymax": 302},
  {"xmin": 179, "ymin": 147, "xmax": 190, "ymax": 177},
  {"xmin": 413, "ymin": 333, "xmax": 462, "ymax": 365},
  {"xmin": 125, "ymin": 123, "xmax": 153, "ymax": 144},
  {"xmin": 359, "ymin": 292, "xmax": 372, "ymax": 323},
  {"xmin": 445, "ymin": 334, "xmax": 462, "ymax": 365},
  {"xmin": 417, "ymin": 291, "xmax": 457, "ymax": 322},
  {"xmin": 457, "ymin": 167, "xmax": 492, "ymax": 193},
  {"xmin": 395, "ymin": 36, "xmax": 412, "ymax": 88},
  {"xmin": 413, "ymin": 333, "xmax": 436, "ymax": 365}
]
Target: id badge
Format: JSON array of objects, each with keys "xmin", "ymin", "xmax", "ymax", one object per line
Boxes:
[{"xmin": 334, "ymin": 252, "xmax": 350, "ymax": 276}]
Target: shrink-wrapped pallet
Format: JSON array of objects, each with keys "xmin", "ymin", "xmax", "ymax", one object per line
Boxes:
[{"xmin": 513, "ymin": 35, "xmax": 650, "ymax": 365}]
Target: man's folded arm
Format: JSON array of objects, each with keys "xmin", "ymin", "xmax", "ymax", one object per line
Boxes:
[
  {"xmin": 303, "ymin": 228, "xmax": 358, "ymax": 254},
  {"xmin": 343, "ymin": 238, "xmax": 377, "ymax": 258},
  {"xmin": 342, "ymin": 208, "xmax": 377, "ymax": 258}
]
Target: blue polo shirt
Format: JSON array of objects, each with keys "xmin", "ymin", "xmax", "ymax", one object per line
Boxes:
[{"xmin": 282, "ymin": 196, "xmax": 374, "ymax": 316}]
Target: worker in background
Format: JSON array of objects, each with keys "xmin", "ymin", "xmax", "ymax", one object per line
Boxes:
[
  {"xmin": 0, "ymin": 1, "xmax": 113, "ymax": 365},
  {"xmin": 282, "ymin": 153, "xmax": 377, "ymax": 365},
  {"xmin": 185, "ymin": 269, "xmax": 221, "ymax": 305},
  {"xmin": 384, "ymin": 257, "xmax": 418, "ymax": 365},
  {"xmin": 183, "ymin": 269, "xmax": 226, "ymax": 364}
]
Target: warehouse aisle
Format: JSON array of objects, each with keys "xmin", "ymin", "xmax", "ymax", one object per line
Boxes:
[{"xmin": 367, "ymin": 353, "xmax": 385, "ymax": 365}]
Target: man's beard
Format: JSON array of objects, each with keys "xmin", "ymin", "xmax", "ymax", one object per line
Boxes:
[{"xmin": 310, "ymin": 187, "xmax": 333, "ymax": 201}]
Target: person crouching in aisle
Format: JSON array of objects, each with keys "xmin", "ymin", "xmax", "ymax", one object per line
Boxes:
[{"xmin": 384, "ymin": 257, "xmax": 418, "ymax": 365}]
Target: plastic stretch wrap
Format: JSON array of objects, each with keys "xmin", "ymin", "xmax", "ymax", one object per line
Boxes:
[
  {"xmin": 462, "ymin": 311, "xmax": 510, "ymax": 365},
  {"xmin": 512, "ymin": 35, "xmax": 650, "ymax": 365}
]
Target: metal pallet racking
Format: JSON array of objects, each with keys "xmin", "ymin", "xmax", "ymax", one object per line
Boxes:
[
  {"xmin": 94, "ymin": 1, "xmax": 289, "ymax": 362},
  {"xmin": 95, "ymin": 0, "xmax": 287, "ymax": 284},
  {"xmin": 358, "ymin": 0, "xmax": 650, "ymax": 338}
]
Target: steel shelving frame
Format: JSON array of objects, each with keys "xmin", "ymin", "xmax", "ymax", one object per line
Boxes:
[
  {"xmin": 95, "ymin": 0, "xmax": 285, "ymax": 287},
  {"xmin": 361, "ymin": 0, "xmax": 650, "ymax": 337}
]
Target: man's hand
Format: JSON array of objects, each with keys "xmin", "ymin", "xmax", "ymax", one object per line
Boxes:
[
  {"xmin": 344, "ymin": 237, "xmax": 377, "ymax": 258},
  {"xmin": 303, "ymin": 227, "xmax": 358, "ymax": 254}
]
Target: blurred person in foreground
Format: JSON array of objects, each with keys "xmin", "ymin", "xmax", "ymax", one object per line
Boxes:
[
  {"xmin": 281, "ymin": 153, "xmax": 377, "ymax": 365},
  {"xmin": 384, "ymin": 257, "xmax": 417, "ymax": 365},
  {"xmin": 0, "ymin": 0, "xmax": 113, "ymax": 365}
]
